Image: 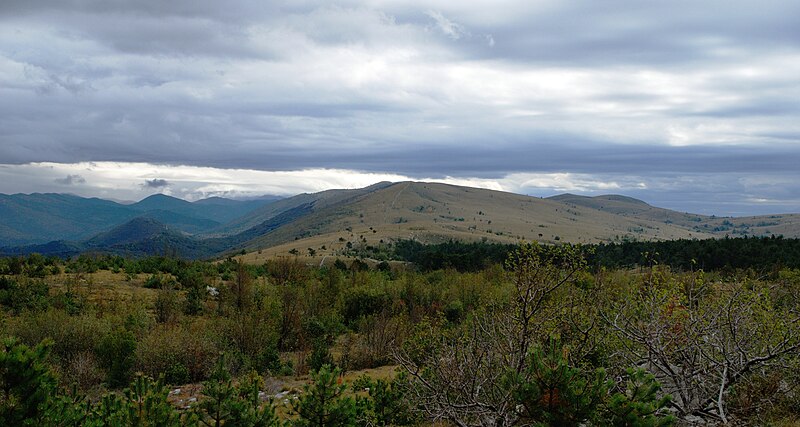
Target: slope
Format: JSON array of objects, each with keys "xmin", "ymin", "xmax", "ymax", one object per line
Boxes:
[
  {"xmin": 548, "ymin": 194, "xmax": 800, "ymax": 238},
  {"xmin": 205, "ymin": 182, "xmax": 394, "ymax": 237},
  {"xmin": 2, "ymin": 218, "xmax": 211, "ymax": 259},
  {"xmin": 237, "ymin": 181, "xmax": 716, "ymax": 258},
  {"xmin": 547, "ymin": 193, "xmax": 710, "ymax": 228},
  {"xmin": 0, "ymin": 193, "xmax": 139, "ymax": 245}
]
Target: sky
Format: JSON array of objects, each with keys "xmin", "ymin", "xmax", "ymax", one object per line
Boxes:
[{"xmin": 1, "ymin": 1, "xmax": 799, "ymax": 216}]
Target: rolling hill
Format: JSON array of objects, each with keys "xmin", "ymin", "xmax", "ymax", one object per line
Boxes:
[
  {"xmin": 204, "ymin": 182, "xmax": 394, "ymax": 237},
  {"xmin": 232, "ymin": 182, "xmax": 719, "ymax": 260},
  {"xmin": 4, "ymin": 182, "xmax": 800, "ymax": 260},
  {"xmin": 548, "ymin": 193, "xmax": 800, "ymax": 238}
]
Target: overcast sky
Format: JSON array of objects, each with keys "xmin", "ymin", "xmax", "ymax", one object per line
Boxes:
[{"xmin": 1, "ymin": 1, "xmax": 799, "ymax": 215}]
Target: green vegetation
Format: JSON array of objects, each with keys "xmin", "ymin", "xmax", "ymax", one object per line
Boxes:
[
  {"xmin": 1, "ymin": 239, "xmax": 799, "ymax": 425},
  {"xmin": 351, "ymin": 236, "xmax": 800, "ymax": 273}
]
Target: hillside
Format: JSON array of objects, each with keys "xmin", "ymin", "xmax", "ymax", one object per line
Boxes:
[
  {"xmin": 235, "ymin": 182, "xmax": 718, "ymax": 260},
  {"xmin": 0, "ymin": 193, "xmax": 138, "ymax": 245},
  {"xmin": 205, "ymin": 182, "xmax": 393, "ymax": 237},
  {"xmin": 132, "ymin": 194, "xmax": 275, "ymax": 225},
  {"xmin": 85, "ymin": 218, "xmax": 210, "ymax": 259},
  {"xmin": 548, "ymin": 193, "xmax": 800, "ymax": 238}
]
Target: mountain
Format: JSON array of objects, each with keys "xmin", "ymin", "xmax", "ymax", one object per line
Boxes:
[
  {"xmin": 547, "ymin": 193, "xmax": 711, "ymax": 228},
  {"xmin": 233, "ymin": 182, "xmax": 716, "ymax": 257},
  {"xmin": 4, "ymin": 182, "xmax": 800, "ymax": 260},
  {"xmin": 131, "ymin": 194, "xmax": 277, "ymax": 225},
  {"xmin": 205, "ymin": 182, "xmax": 393, "ymax": 236},
  {"xmin": 84, "ymin": 217, "xmax": 211, "ymax": 259},
  {"xmin": 0, "ymin": 193, "xmax": 139, "ymax": 246},
  {"xmin": 86, "ymin": 217, "xmax": 175, "ymax": 247},
  {"xmin": 0, "ymin": 193, "xmax": 276, "ymax": 246},
  {"xmin": 2, "ymin": 218, "xmax": 211, "ymax": 259}
]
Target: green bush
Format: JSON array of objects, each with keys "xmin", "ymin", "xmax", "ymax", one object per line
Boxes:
[
  {"xmin": 341, "ymin": 287, "xmax": 389, "ymax": 327},
  {"xmin": 0, "ymin": 277, "xmax": 50, "ymax": 314},
  {"xmin": 96, "ymin": 327, "xmax": 137, "ymax": 388},
  {"xmin": 8, "ymin": 310, "xmax": 111, "ymax": 365},
  {"xmin": 135, "ymin": 320, "xmax": 222, "ymax": 383},
  {"xmin": 352, "ymin": 373, "xmax": 417, "ymax": 426},
  {"xmin": 307, "ymin": 338, "xmax": 334, "ymax": 373},
  {"xmin": 194, "ymin": 354, "xmax": 280, "ymax": 426}
]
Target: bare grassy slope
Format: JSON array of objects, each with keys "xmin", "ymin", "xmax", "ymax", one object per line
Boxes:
[
  {"xmin": 205, "ymin": 182, "xmax": 394, "ymax": 237},
  {"xmin": 239, "ymin": 182, "xmax": 715, "ymax": 257},
  {"xmin": 549, "ymin": 193, "xmax": 800, "ymax": 238}
]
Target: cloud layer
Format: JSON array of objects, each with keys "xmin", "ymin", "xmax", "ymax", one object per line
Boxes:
[{"xmin": 1, "ymin": 1, "xmax": 799, "ymax": 215}]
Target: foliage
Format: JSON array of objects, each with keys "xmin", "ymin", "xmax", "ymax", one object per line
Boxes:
[
  {"xmin": 589, "ymin": 235, "xmax": 800, "ymax": 271},
  {"xmin": 0, "ymin": 276, "xmax": 50, "ymax": 314},
  {"xmin": 0, "ymin": 338, "xmax": 58, "ymax": 425},
  {"xmin": 352, "ymin": 373, "xmax": 417, "ymax": 426},
  {"xmin": 97, "ymin": 374, "xmax": 181, "ymax": 426},
  {"xmin": 96, "ymin": 327, "xmax": 137, "ymax": 388},
  {"xmin": 1, "ymin": 239, "xmax": 799, "ymax": 425},
  {"xmin": 603, "ymin": 264, "xmax": 800, "ymax": 423},
  {"xmin": 514, "ymin": 338, "xmax": 608, "ymax": 425},
  {"xmin": 598, "ymin": 368, "xmax": 675, "ymax": 427},
  {"xmin": 195, "ymin": 354, "xmax": 280, "ymax": 427},
  {"xmin": 290, "ymin": 365, "xmax": 356, "ymax": 427}
]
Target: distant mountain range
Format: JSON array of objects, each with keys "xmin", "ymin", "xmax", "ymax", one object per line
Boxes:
[
  {"xmin": 2, "ymin": 182, "xmax": 799, "ymax": 260},
  {"xmin": 0, "ymin": 193, "xmax": 278, "ymax": 246}
]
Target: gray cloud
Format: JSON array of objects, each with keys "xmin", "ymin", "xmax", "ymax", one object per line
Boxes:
[
  {"xmin": 143, "ymin": 178, "xmax": 169, "ymax": 188},
  {"xmin": 0, "ymin": 1, "xmax": 799, "ymax": 215},
  {"xmin": 54, "ymin": 174, "xmax": 86, "ymax": 185}
]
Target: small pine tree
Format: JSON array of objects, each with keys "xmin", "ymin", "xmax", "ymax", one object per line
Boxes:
[
  {"xmin": 352, "ymin": 373, "xmax": 417, "ymax": 426},
  {"xmin": 83, "ymin": 375, "xmax": 179, "ymax": 426},
  {"xmin": 0, "ymin": 338, "xmax": 58, "ymax": 425},
  {"xmin": 596, "ymin": 368, "xmax": 675, "ymax": 427},
  {"xmin": 514, "ymin": 338, "xmax": 608, "ymax": 425},
  {"xmin": 196, "ymin": 355, "xmax": 236, "ymax": 426},
  {"xmin": 123, "ymin": 374, "xmax": 181, "ymax": 426},
  {"xmin": 195, "ymin": 354, "xmax": 280, "ymax": 427},
  {"xmin": 291, "ymin": 365, "xmax": 356, "ymax": 427},
  {"xmin": 307, "ymin": 338, "xmax": 334, "ymax": 373}
]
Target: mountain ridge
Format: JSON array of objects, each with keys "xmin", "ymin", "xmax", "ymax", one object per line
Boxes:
[
  {"xmin": 0, "ymin": 192, "xmax": 275, "ymax": 246},
  {"xmin": 3, "ymin": 182, "xmax": 800, "ymax": 260}
]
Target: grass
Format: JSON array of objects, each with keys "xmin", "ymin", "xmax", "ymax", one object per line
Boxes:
[{"xmin": 45, "ymin": 270, "xmax": 160, "ymax": 305}]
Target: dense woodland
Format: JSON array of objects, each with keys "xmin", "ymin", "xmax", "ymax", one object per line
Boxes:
[
  {"xmin": 353, "ymin": 236, "xmax": 800, "ymax": 272},
  {"xmin": 1, "ymin": 239, "xmax": 799, "ymax": 425}
]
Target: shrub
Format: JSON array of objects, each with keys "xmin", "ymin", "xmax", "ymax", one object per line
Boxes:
[
  {"xmin": 135, "ymin": 320, "xmax": 222, "ymax": 383},
  {"xmin": 96, "ymin": 327, "xmax": 137, "ymax": 388},
  {"xmin": 0, "ymin": 277, "xmax": 50, "ymax": 314},
  {"xmin": 341, "ymin": 287, "xmax": 389, "ymax": 328},
  {"xmin": 352, "ymin": 373, "xmax": 417, "ymax": 426},
  {"xmin": 194, "ymin": 355, "xmax": 280, "ymax": 426},
  {"xmin": 8, "ymin": 310, "xmax": 111, "ymax": 365},
  {"xmin": 307, "ymin": 338, "xmax": 334, "ymax": 373}
]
